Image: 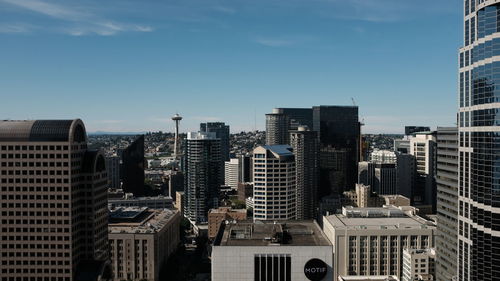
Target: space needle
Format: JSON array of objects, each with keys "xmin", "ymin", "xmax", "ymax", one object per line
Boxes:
[{"xmin": 172, "ymin": 113, "xmax": 182, "ymax": 159}]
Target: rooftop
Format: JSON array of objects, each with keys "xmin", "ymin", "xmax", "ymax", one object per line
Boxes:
[
  {"xmin": 214, "ymin": 220, "xmax": 331, "ymax": 247},
  {"xmin": 109, "ymin": 207, "xmax": 178, "ymax": 234},
  {"xmin": 260, "ymin": 144, "xmax": 294, "ymax": 157},
  {"xmin": 338, "ymin": 276, "xmax": 399, "ymax": 281},
  {"xmin": 325, "ymin": 206, "xmax": 434, "ymax": 230}
]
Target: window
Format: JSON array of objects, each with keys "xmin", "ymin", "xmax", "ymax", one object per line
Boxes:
[{"xmin": 254, "ymin": 254, "xmax": 290, "ymax": 281}]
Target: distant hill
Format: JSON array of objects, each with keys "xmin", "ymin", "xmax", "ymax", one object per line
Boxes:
[{"xmin": 88, "ymin": 131, "xmax": 147, "ymax": 136}]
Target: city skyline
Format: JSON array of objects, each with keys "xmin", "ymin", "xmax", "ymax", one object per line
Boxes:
[{"xmin": 0, "ymin": 0, "xmax": 460, "ymax": 133}]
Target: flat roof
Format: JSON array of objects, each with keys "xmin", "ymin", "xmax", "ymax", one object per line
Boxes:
[
  {"xmin": 215, "ymin": 220, "xmax": 331, "ymax": 247},
  {"xmin": 109, "ymin": 207, "xmax": 178, "ymax": 234}
]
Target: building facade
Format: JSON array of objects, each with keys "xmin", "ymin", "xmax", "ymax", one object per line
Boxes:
[
  {"xmin": 322, "ymin": 206, "xmax": 436, "ymax": 280},
  {"xmin": 458, "ymin": 1, "xmax": 500, "ymax": 280},
  {"xmin": 402, "ymin": 249, "xmax": 436, "ymax": 281},
  {"xmin": 106, "ymin": 155, "xmax": 121, "ymax": 189},
  {"xmin": 108, "ymin": 207, "xmax": 180, "ymax": 281},
  {"xmin": 265, "ymin": 110, "xmax": 290, "ymax": 145},
  {"xmin": 0, "ymin": 119, "xmax": 109, "ymax": 281},
  {"xmin": 224, "ymin": 158, "xmax": 240, "ymax": 189},
  {"xmin": 290, "ymin": 126, "xmax": 319, "ymax": 220},
  {"xmin": 207, "ymin": 207, "xmax": 247, "ymax": 240},
  {"xmin": 212, "ymin": 221, "xmax": 333, "ymax": 281},
  {"xmin": 184, "ymin": 132, "xmax": 223, "ymax": 224},
  {"xmin": 435, "ymin": 127, "xmax": 458, "ymax": 281},
  {"xmin": 409, "ymin": 132, "xmax": 437, "ymax": 210},
  {"xmin": 121, "ymin": 135, "xmax": 145, "ymax": 196},
  {"xmin": 253, "ymin": 145, "xmax": 296, "ymax": 221},
  {"xmin": 200, "ymin": 122, "xmax": 230, "ymax": 161}
]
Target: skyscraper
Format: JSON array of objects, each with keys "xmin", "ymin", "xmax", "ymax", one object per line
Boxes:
[
  {"xmin": 121, "ymin": 135, "xmax": 145, "ymax": 196},
  {"xmin": 265, "ymin": 109, "xmax": 290, "ymax": 145},
  {"xmin": 184, "ymin": 132, "xmax": 223, "ymax": 224},
  {"xmin": 313, "ymin": 106, "xmax": 360, "ymax": 196},
  {"xmin": 224, "ymin": 158, "xmax": 240, "ymax": 189},
  {"xmin": 409, "ymin": 131, "xmax": 437, "ymax": 211},
  {"xmin": 0, "ymin": 120, "xmax": 109, "ymax": 281},
  {"xmin": 435, "ymin": 127, "xmax": 458, "ymax": 281},
  {"xmin": 458, "ymin": 1, "xmax": 500, "ymax": 279},
  {"xmin": 200, "ymin": 122, "xmax": 230, "ymax": 161},
  {"xmin": 253, "ymin": 145, "xmax": 296, "ymax": 221},
  {"xmin": 290, "ymin": 126, "xmax": 319, "ymax": 220}
]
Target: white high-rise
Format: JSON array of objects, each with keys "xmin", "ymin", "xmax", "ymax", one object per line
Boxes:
[{"xmin": 253, "ymin": 145, "xmax": 296, "ymax": 221}]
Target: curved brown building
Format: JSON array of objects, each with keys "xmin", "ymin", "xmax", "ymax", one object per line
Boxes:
[{"xmin": 0, "ymin": 120, "xmax": 109, "ymax": 281}]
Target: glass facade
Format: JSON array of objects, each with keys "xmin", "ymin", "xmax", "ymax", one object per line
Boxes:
[{"xmin": 459, "ymin": 1, "xmax": 500, "ymax": 280}]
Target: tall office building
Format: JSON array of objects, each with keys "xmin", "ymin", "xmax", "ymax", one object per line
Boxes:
[
  {"xmin": 121, "ymin": 135, "xmax": 145, "ymax": 196},
  {"xmin": 184, "ymin": 132, "xmax": 223, "ymax": 224},
  {"xmin": 239, "ymin": 154, "xmax": 253, "ymax": 182},
  {"xmin": 396, "ymin": 153, "xmax": 416, "ymax": 200},
  {"xmin": 265, "ymin": 109, "xmax": 290, "ymax": 145},
  {"xmin": 253, "ymin": 145, "xmax": 296, "ymax": 221},
  {"xmin": 358, "ymin": 161, "xmax": 397, "ymax": 195},
  {"xmin": 290, "ymin": 126, "xmax": 319, "ymax": 220},
  {"xmin": 313, "ymin": 106, "xmax": 360, "ymax": 196},
  {"xmin": 459, "ymin": 1, "xmax": 500, "ymax": 280},
  {"xmin": 224, "ymin": 158, "xmax": 240, "ymax": 189},
  {"xmin": 105, "ymin": 155, "xmax": 121, "ymax": 189},
  {"xmin": 0, "ymin": 120, "xmax": 109, "ymax": 281},
  {"xmin": 200, "ymin": 122, "xmax": 230, "ymax": 161},
  {"xmin": 409, "ymin": 132, "xmax": 437, "ymax": 210},
  {"xmin": 435, "ymin": 127, "xmax": 458, "ymax": 281}
]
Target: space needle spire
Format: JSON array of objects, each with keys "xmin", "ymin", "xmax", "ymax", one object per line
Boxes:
[{"xmin": 172, "ymin": 113, "xmax": 182, "ymax": 159}]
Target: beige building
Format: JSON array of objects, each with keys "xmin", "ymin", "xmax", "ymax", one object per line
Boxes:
[
  {"xmin": 343, "ymin": 184, "xmax": 410, "ymax": 208},
  {"xmin": 402, "ymin": 249, "xmax": 435, "ymax": 281},
  {"xmin": 322, "ymin": 206, "xmax": 436, "ymax": 280},
  {"xmin": 108, "ymin": 207, "xmax": 180, "ymax": 281},
  {"xmin": 253, "ymin": 145, "xmax": 296, "ymax": 221},
  {"xmin": 0, "ymin": 120, "xmax": 109, "ymax": 281},
  {"xmin": 208, "ymin": 207, "xmax": 247, "ymax": 240}
]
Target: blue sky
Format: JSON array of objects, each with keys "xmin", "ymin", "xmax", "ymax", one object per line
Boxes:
[{"xmin": 0, "ymin": 0, "xmax": 462, "ymax": 133}]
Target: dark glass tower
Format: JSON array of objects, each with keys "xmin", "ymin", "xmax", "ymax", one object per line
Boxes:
[
  {"xmin": 290, "ymin": 126, "xmax": 319, "ymax": 220},
  {"xmin": 200, "ymin": 122, "xmax": 230, "ymax": 161},
  {"xmin": 313, "ymin": 106, "xmax": 360, "ymax": 196},
  {"xmin": 458, "ymin": 1, "xmax": 500, "ymax": 280},
  {"xmin": 121, "ymin": 135, "xmax": 145, "ymax": 196},
  {"xmin": 184, "ymin": 132, "xmax": 223, "ymax": 224}
]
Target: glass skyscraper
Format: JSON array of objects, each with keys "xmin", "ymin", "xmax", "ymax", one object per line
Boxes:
[{"xmin": 459, "ymin": 1, "xmax": 500, "ymax": 280}]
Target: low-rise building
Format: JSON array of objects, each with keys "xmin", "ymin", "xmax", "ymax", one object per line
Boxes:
[
  {"xmin": 108, "ymin": 207, "xmax": 181, "ymax": 281},
  {"xmin": 208, "ymin": 207, "xmax": 247, "ymax": 240},
  {"xmin": 322, "ymin": 206, "xmax": 436, "ymax": 280},
  {"xmin": 212, "ymin": 220, "xmax": 333, "ymax": 281}
]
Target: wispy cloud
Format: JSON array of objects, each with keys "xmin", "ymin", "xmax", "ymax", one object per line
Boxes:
[
  {"xmin": 212, "ymin": 6, "xmax": 236, "ymax": 14},
  {"xmin": 0, "ymin": 0, "xmax": 153, "ymax": 36},
  {"xmin": 0, "ymin": 23, "xmax": 34, "ymax": 33},
  {"xmin": 254, "ymin": 37, "xmax": 295, "ymax": 47}
]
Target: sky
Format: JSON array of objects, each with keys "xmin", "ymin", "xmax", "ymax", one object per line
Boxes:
[{"xmin": 0, "ymin": 0, "xmax": 462, "ymax": 134}]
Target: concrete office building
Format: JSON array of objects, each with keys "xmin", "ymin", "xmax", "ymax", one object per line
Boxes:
[
  {"xmin": 200, "ymin": 122, "xmax": 230, "ymax": 161},
  {"xmin": 394, "ymin": 139, "xmax": 411, "ymax": 154},
  {"xmin": 358, "ymin": 162, "xmax": 397, "ymax": 195},
  {"xmin": 401, "ymin": 249, "xmax": 436, "ymax": 281},
  {"xmin": 108, "ymin": 195, "xmax": 173, "ymax": 209},
  {"xmin": 212, "ymin": 220, "xmax": 333, "ymax": 281},
  {"xmin": 106, "ymin": 155, "xmax": 121, "ymax": 189},
  {"xmin": 458, "ymin": 1, "xmax": 500, "ymax": 280},
  {"xmin": 323, "ymin": 206, "xmax": 436, "ymax": 280},
  {"xmin": 290, "ymin": 126, "xmax": 319, "ymax": 220},
  {"xmin": 121, "ymin": 135, "xmax": 145, "ymax": 196},
  {"xmin": 224, "ymin": 158, "xmax": 240, "ymax": 189},
  {"xmin": 253, "ymin": 145, "xmax": 296, "ymax": 221},
  {"xmin": 435, "ymin": 127, "xmax": 458, "ymax": 281},
  {"xmin": 184, "ymin": 132, "xmax": 223, "ymax": 224},
  {"xmin": 108, "ymin": 207, "xmax": 180, "ymax": 281},
  {"xmin": 0, "ymin": 120, "xmax": 110, "ymax": 281},
  {"xmin": 409, "ymin": 132, "xmax": 436, "ymax": 210},
  {"xmin": 207, "ymin": 207, "xmax": 247, "ymax": 240},
  {"xmin": 371, "ymin": 150, "xmax": 397, "ymax": 164}
]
